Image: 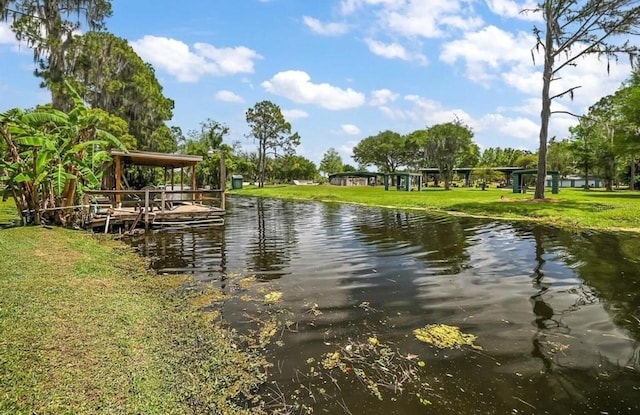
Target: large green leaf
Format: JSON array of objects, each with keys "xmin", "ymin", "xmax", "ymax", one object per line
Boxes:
[
  {"xmin": 11, "ymin": 172, "xmax": 32, "ymax": 183},
  {"xmin": 78, "ymin": 165, "xmax": 101, "ymax": 189},
  {"xmin": 17, "ymin": 135, "xmax": 46, "ymax": 147},
  {"xmin": 36, "ymin": 150, "xmax": 53, "ymax": 174},
  {"xmin": 70, "ymin": 140, "xmax": 109, "ymax": 154},
  {"xmin": 21, "ymin": 111, "xmax": 69, "ymax": 127},
  {"xmin": 97, "ymin": 130, "xmax": 128, "ymax": 152},
  {"xmin": 52, "ymin": 163, "xmax": 67, "ymax": 197}
]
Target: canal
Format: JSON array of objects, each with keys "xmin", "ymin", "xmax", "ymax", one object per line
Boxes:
[{"xmin": 128, "ymin": 196, "xmax": 640, "ymax": 414}]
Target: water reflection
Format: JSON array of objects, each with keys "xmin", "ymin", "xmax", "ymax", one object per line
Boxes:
[{"xmin": 127, "ymin": 196, "xmax": 640, "ymax": 414}]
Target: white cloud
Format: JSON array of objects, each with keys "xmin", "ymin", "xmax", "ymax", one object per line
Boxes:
[
  {"xmin": 342, "ymin": 0, "xmax": 482, "ymax": 38},
  {"xmin": 214, "ymin": 90, "xmax": 244, "ymax": 103},
  {"xmin": 130, "ymin": 35, "xmax": 261, "ymax": 82},
  {"xmin": 404, "ymin": 94, "xmax": 474, "ymax": 126},
  {"xmin": 0, "ymin": 22, "xmax": 17, "ymax": 45},
  {"xmin": 282, "ymin": 109, "xmax": 309, "ymax": 120},
  {"xmin": 485, "ymin": 0, "xmax": 541, "ymax": 21},
  {"xmin": 262, "ymin": 70, "xmax": 366, "ymax": 110},
  {"xmin": 370, "ymin": 88, "xmax": 399, "ymax": 106},
  {"xmin": 440, "ymin": 25, "xmax": 533, "ymax": 85},
  {"xmin": 338, "ymin": 140, "xmax": 359, "ymax": 159},
  {"xmin": 501, "ymin": 51, "xmax": 632, "ymax": 111},
  {"xmin": 340, "ymin": 0, "xmax": 404, "ymax": 15},
  {"xmin": 341, "ymin": 124, "xmax": 361, "ymax": 135},
  {"xmin": 364, "ymin": 38, "xmax": 427, "ymax": 64},
  {"xmin": 477, "ymin": 114, "xmax": 539, "ymax": 142},
  {"xmin": 383, "ymin": 1, "xmax": 483, "ymax": 38},
  {"xmin": 303, "ymin": 16, "xmax": 349, "ymax": 36}
]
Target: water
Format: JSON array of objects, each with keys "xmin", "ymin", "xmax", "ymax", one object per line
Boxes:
[{"xmin": 128, "ymin": 196, "xmax": 640, "ymax": 414}]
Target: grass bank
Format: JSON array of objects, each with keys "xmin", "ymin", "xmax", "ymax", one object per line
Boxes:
[
  {"xmin": 230, "ymin": 185, "xmax": 640, "ymax": 232},
  {"xmin": 0, "ymin": 200, "xmax": 267, "ymax": 414}
]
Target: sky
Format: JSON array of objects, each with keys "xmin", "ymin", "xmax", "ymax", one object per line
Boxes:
[{"xmin": 0, "ymin": 0, "xmax": 637, "ymax": 165}]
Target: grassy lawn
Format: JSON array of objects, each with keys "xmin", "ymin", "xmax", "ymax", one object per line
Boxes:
[
  {"xmin": 230, "ymin": 185, "xmax": 640, "ymax": 232},
  {"xmin": 0, "ymin": 200, "xmax": 266, "ymax": 414}
]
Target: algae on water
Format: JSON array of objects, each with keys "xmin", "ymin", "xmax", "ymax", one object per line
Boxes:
[{"xmin": 413, "ymin": 324, "xmax": 481, "ymax": 350}]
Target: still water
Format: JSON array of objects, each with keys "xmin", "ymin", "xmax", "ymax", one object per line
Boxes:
[{"xmin": 129, "ymin": 196, "xmax": 640, "ymax": 414}]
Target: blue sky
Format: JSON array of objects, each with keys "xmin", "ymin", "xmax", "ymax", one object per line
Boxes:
[{"xmin": 0, "ymin": 0, "xmax": 636, "ymax": 165}]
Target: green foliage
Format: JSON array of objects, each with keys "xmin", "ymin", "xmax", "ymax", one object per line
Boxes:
[
  {"xmin": 60, "ymin": 32, "xmax": 175, "ymax": 151},
  {"xmin": 272, "ymin": 154, "xmax": 318, "ymax": 182},
  {"xmin": 1, "ymin": 0, "xmax": 113, "ymax": 109},
  {"xmin": 246, "ymin": 101, "xmax": 300, "ymax": 188},
  {"xmin": 531, "ymin": 0, "xmax": 640, "ymax": 199},
  {"xmin": 0, "ymin": 84, "xmax": 126, "ymax": 225},
  {"xmin": 352, "ymin": 130, "xmax": 408, "ymax": 172},
  {"xmin": 424, "ymin": 120, "xmax": 474, "ymax": 190},
  {"xmin": 319, "ymin": 147, "xmax": 343, "ymax": 176},
  {"xmin": 479, "ymin": 147, "xmax": 528, "ymax": 167},
  {"xmin": 180, "ymin": 119, "xmax": 231, "ymax": 189},
  {"xmin": 547, "ymin": 140, "xmax": 574, "ymax": 177}
]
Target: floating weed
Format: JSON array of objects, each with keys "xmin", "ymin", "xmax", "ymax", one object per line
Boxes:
[
  {"xmin": 259, "ymin": 319, "xmax": 279, "ymax": 347},
  {"xmin": 305, "ymin": 302, "xmax": 322, "ymax": 316},
  {"xmin": 238, "ymin": 276, "xmax": 258, "ymax": 290},
  {"xmin": 298, "ymin": 337, "xmax": 434, "ymax": 407},
  {"xmin": 413, "ymin": 324, "xmax": 482, "ymax": 350},
  {"xmin": 264, "ymin": 291, "xmax": 283, "ymax": 304},
  {"xmin": 188, "ymin": 288, "xmax": 225, "ymax": 310}
]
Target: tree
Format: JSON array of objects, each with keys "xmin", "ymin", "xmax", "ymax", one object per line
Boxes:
[
  {"xmin": 272, "ymin": 155, "xmax": 317, "ymax": 182},
  {"xmin": 180, "ymin": 119, "xmax": 231, "ymax": 188},
  {"xmin": 342, "ymin": 164, "xmax": 357, "ymax": 172},
  {"xmin": 245, "ymin": 101, "xmax": 300, "ymax": 188},
  {"xmin": 530, "ymin": 0, "xmax": 640, "ymax": 200},
  {"xmin": 60, "ymin": 32, "xmax": 175, "ymax": 151},
  {"xmin": 0, "ymin": 84, "xmax": 126, "ymax": 225},
  {"xmin": 352, "ymin": 130, "xmax": 408, "ymax": 172},
  {"xmin": 319, "ymin": 147, "xmax": 343, "ymax": 176},
  {"xmin": 1, "ymin": 0, "xmax": 112, "ymax": 110},
  {"xmin": 424, "ymin": 121, "xmax": 475, "ymax": 190},
  {"xmin": 547, "ymin": 139, "xmax": 575, "ymax": 177},
  {"xmin": 569, "ymin": 126, "xmax": 598, "ymax": 189},
  {"xmin": 616, "ymin": 69, "xmax": 640, "ymax": 187},
  {"xmin": 480, "ymin": 147, "xmax": 528, "ymax": 167},
  {"xmin": 405, "ymin": 129, "xmax": 431, "ymax": 168}
]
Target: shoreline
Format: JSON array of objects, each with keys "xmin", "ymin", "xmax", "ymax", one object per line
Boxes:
[{"xmin": 229, "ymin": 185, "xmax": 640, "ymax": 233}]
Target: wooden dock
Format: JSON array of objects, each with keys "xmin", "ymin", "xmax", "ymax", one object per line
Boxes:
[{"xmin": 83, "ymin": 188, "xmax": 225, "ymax": 232}]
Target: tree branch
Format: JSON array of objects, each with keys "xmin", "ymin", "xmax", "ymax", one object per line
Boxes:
[{"xmin": 550, "ymin": 85, "xmax": 582, "ymax": 101}]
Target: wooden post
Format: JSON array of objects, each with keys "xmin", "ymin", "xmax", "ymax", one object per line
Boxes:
[
  {"xmin": 144, "ymin": 188, "xmax": 150, "ymax": 229},
  {"xmin": 171, "ymin": 169, "xmax": 175, "ymax": 190},
  {"xmin": 180, "ymin": 168, "xmax": 184, "ymax": 203},
  {"xmin": 220, "ymin": 151, "xmax": 226, "ymax": 211},
  {"xmin": 115, "ymin": 155, "xmax": 122, "ymax": 204},
  {"xmin": 191, "ymin": 165, "xmax": 196, "ymax": 203},
  {"xmin": 161, "ymin": 190, "xmax": 166, "ymax": 213}
]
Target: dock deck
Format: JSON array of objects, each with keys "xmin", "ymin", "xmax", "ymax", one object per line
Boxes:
[{"xmin": 83, "ymin": 189, "xmax": 225, "ymax": 231}]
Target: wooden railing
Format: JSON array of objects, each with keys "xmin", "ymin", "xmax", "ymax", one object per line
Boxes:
[{"xmin": 83, "ymin": 189, "xmax": 225, "ymax": 223}]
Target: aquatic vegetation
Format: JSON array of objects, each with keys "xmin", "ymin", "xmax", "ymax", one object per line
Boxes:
[
  {"xmin": 264, "ymin": 291, "xmax": 283, "ymax": 304},
  {"xmin": 413, "ymin": 324, "xmax": 482, "ymax": 350}
]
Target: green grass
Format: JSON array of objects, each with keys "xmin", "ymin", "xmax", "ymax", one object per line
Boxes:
[
  {"xmin": 0, "ymin": 206, "xmax": 268, "ymax": 414},
  {"xmin": 0, "ymin": 198, "xmax": 19, "ymax": 224},
  {"xmin": 230, "ymin": 184, "xmax": 640, "ymax": 232}
]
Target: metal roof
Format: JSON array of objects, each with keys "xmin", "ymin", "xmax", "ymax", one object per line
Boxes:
[{"xmin": 110, "ymin": 150, "xmax": 202, "ymax": 168}]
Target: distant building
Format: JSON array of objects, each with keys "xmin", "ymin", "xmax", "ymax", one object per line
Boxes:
[
  {"xmin": 545, "ymin": 175, "xmax": 601, "ymax": 188},
  {"xmin": 328, "ymin": 172, "xmax": 379, "ymax": 186}
]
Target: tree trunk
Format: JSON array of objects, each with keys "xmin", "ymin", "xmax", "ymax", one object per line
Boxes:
[
  {"xmin": 535, "ymin": 3, "xmax": 554, "ymax": 200},
  {"xmin": 584, "ymin": 165, "xmax": 589, "ymax": 190},
  {"xmin": 631, "ymin": 158, "xmax": 636, "ymax": 190}
]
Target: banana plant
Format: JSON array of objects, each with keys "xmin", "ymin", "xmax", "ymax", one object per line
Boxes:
[{"xmin": 0, "ymin": 83, "xmax": 126, "ymax": 225}]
